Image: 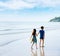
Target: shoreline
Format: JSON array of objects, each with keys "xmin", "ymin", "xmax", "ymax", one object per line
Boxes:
[{"xmin": 0, "ymin": 29, "xmax": 60, "ymax": 56}]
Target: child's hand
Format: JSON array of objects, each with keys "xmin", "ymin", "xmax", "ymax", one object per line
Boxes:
[
  {"xmin": 36, "ymin": 34, "xmax": 38, "ymax": 36},
  {"xmin": 29, "ymin": 37, "xmax": 32, "ymax": 43}
]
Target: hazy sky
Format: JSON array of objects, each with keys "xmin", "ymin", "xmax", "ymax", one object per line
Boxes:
[{"xmin": 0, "ymin": 0, "xmax": 60, "ymax": 22}]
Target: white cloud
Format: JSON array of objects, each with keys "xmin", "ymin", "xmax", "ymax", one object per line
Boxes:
[
  {"xmin": 0, "ymin": 0, "xmax": 37, "ymax": 10},
  {"xmin": 37, "ymin": 0, "xmax": 60, "ymax": 7},
  {"xmin": 0, "ymin": 0, "xmax": 60, "ymax": 10},
  {"xmin": 25, "ymin": 0, "xmax": 60, "ymax": 8}
]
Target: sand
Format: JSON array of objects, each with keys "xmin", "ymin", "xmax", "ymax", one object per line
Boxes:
[{"xmin": 0, "ymin": 29, "xmax": 60, "ymax": 56}]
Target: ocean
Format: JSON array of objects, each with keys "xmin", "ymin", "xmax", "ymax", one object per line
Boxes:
[
  {"xmin": 0, "ymin": 21, "xmax": 60, "ymax": 56},
  {"xmin": 0, "ymin": 21, "xmax": 60, "ymax": 35},
  {"xmin": 0, "ymin": 21, "xmax": 60, "ymax": 44}
]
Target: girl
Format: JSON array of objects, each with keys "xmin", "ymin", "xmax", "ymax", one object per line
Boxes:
[{"xmin": 31, "ymin": 29, "xmax": 38, "ymax": 49}]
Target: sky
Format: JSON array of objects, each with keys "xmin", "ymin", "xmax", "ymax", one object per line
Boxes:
[{"xmin": 0, "ymin": 0, "xmax": 60, "ymax": 22}]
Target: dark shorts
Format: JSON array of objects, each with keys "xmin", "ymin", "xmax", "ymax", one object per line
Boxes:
[{"xmin": 40, "ymin": 37, "xmax": 44, "ymax": 39}]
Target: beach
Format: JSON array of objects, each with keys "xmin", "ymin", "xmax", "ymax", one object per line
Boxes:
[{"xmin": 0, "ymin": 22, "xmax": 60, "ymax": 56}]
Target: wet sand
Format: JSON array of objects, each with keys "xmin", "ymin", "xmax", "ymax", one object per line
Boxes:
[{"xmin": 0, "ymin": 29, "xmax": 60, "ymax": 56}]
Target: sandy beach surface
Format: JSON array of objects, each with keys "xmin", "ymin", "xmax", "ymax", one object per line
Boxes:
[{"xmin": 0, "ymin": 29, "xmax": 60, "ymax": 56}]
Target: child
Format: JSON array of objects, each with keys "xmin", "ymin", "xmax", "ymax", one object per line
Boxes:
[
  {"xmin": 38, "ymin": 26, "xmax": 45, "ymax": 47},
  {"xmin": 31, "ymin": 29, "xmax": 38, "ymax": 49}
]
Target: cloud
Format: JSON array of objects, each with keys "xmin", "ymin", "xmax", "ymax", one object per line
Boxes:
[
  {"xmin": 24, "ymin": 0, "xmax": 60, "ymax": 8},
  {"xmin": 37, "ymin": 0, "xmax": 60, "ymax": 7},
  {"xmin": 0, "ymin": 0, "xmax": 60, "ymax": 10},
  {"xmin": 0, "ymin": 0, "xmax": 37, "ymax": 10}
]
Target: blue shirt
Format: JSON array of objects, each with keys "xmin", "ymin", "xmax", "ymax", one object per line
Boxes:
[{"xmin": 39, "ymin": 30, "xmax": 45, "ymax": 38}]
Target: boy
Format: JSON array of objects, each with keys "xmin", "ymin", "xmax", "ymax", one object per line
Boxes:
[{"xmin": 38, "ymin": 26, "xmax": 45, "ymax": 47}]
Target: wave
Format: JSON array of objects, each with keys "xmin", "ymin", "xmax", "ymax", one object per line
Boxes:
[
  {"xmin": 0, "ymin": 39, "xmax": 20, "ymax": 46},
  {"xmin": 0, "ymin": 31, "xmax": 31, "ymax": 35},
  {"xmin": 0, "ymin": 29, "xmax": 12, "ymax": 31},
  {"xmin": 0, "ymin": 28, "xmax": 33, "ymax": 31},
  {"xmin": 0, "ymin": 27, "xmax": 60, "ymax": 35}
]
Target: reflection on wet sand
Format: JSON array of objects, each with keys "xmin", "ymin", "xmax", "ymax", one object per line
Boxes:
[
  {"xmin": 31, "ymin": 47, "xmax": 45, "ymax": 56},
  {"xmin": 31, "ymin": 48, "xmax": 37, "ymax": 56},
  {"xmin": 40, "ymin": 47, "xmax": 45, "ymax": 56}
]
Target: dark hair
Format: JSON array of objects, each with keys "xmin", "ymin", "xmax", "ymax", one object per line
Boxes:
[
  {"xmin": 32, "ymin": 29, "xmax": 36, "ymax": 36},
  {"xmin": 41, "ymin": 26, "xmax": 44, "ymax": 30}
]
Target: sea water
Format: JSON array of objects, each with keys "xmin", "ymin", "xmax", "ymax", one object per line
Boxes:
[
  {"xmin": 0, "ymin": 21, "xmax": 60, "ymax": 34},
  {"xmin": 0, "ymin": 21, "xmax": 60, "ymax": 56},
  {"xmin": 0, "ymin": 21, "xmax": 60, "ymax": 45},
  {"xmin": 0, "ymin": 21, "xmax": 60, "ymax": 38}
]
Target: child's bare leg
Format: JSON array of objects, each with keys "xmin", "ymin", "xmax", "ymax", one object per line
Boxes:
[
  {"xmin": 40, "ymin": 39, "xmax": 41, "ymax": 46},
  {"xmin": 42, "ymin": 39, "xmax": 44, "ymax": 47},
  {"xmin": 31, "ymin": 42, "xmax": 34, "ymax": 49},
  {"xmin": 35, "ymin": 43, "xmax": 37, "ymax": 49}
]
